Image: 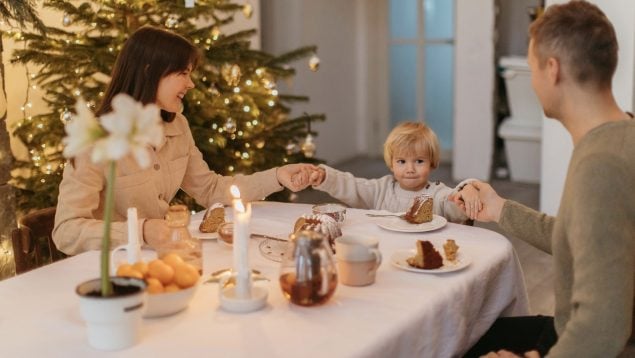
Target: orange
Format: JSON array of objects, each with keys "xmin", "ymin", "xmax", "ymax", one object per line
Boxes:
[
  {"xmin": 164, "ymin": 283, "xmax": 180, "ymax": 293},
  {"xmin": 146, "ymin": 277, "xmax": 164, "ymax": 294},
  {"xmin": 116, "ymin": 264, "xmax": 143, "ymax": 279},
  {"xmin": 132, "ymin": 261, "xmax": 149, "ymax": 277},
  {"xmin": 174, "ymin": 263, "xmax": 199, "ymax": 288},
  {"xmin": 147, "ymin": 259, "xmax": 175, "ymax": 285},
  {"xmin": 161, "ymin": 253, "xmax": 184, "ymax": 270},
  {"xmin": 116, "ymin": 263, "xmax": 133, "ymax": 276}
]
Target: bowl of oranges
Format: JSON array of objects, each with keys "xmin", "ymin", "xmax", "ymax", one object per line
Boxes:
[{"xmin": 116, "ymin": 253, "xmax": 201, "ymax": 318}]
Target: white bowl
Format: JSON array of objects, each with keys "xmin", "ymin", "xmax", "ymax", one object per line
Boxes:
[{"xmin": 143, "ymin": 284, "xmax": 198, "ymax": 318}]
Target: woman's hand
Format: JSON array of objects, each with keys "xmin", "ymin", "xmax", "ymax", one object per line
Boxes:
[{"xmin": 142, "ymin": 219, "xmax": 171, "ymax": 247}]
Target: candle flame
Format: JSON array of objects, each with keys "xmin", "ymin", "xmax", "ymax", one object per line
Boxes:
[
  {"xmin": 235, "ymin": 200, "xmax": 246, "ymax": 213},
  {"xmin": 230, "ymin": 185, "xmax": 241, "ymax": 199}
]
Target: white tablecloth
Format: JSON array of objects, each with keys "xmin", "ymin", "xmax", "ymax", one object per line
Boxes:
[{"xmin": 0, "ymin": 202, "xmax": 528, "ymax": 357}]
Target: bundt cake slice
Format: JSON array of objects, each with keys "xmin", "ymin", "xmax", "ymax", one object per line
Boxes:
[
  {"xmin": 199, "ymin": 203, "xmax": 225, "ymax": 233},
  {"xmin": 293, "ymin": 214, "xmax": 342, "ymax": 252},
  {"xmin": 407, "ymin": 240, "xmax": 443, "ymax": 269},
  {"xmin": 404, "ymin": 194, "xmax": 433, "ymax": 224}
]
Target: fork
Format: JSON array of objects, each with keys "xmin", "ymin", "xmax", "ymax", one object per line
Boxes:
[{"xmin": 365, "ymin": 213, "xmax": 406, "ymax": 219}]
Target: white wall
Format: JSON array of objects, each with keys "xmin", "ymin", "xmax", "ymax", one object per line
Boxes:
[
  {"xmin": 261, "ymin": 0, "xmax": 366, "ymax": 164},
  {"xmin": 452, "ymin": 0, "xmax": 496, "ymax": 181},
  {"xmin": 540, "ymin": 0, "xmax": 635, "ymax": 215}
]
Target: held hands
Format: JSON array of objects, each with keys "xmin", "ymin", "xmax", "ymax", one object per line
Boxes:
[
  {"xmin": 458, "ymin": 183, "xmax": 482, "ymax": 220},
  {"xmin": 277, "ymin": 163, "xmax": 321, "ymax": 192},
  {"xmin": 450, "ymin": 181, "xmax": 506, "ymax": 223}
]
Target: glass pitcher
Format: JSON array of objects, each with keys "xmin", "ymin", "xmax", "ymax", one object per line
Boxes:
[
  {"xmin": 279, "ymin": 230, "xmax": 337, "ymax": 306},
  {"xmin": 155, "ymin": 204, "xmax": 203, "ymax": 273}
]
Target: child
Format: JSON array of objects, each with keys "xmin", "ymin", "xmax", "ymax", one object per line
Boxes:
[
  {"xmin": 305, "ymin": 122, "xmax": 480, "ymax": 223},
  {"xmin": 53, "ymin": 26, "xmax": 315, "ymax": 255}
]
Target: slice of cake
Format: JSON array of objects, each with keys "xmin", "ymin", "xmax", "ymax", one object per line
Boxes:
[
  {"xmin": 293, "ymin": 214, "xmax": 342, "ymax": 252},
  {"xmin": 199, "ymin": 203, "xmax": 225, "ymax": 233},
  {"xmin": 404, "ymin": 194, "xmax": 433, "ymax": 224},
  {"xmin": 407, "ymin": 240, "xmax": 443, "ymax": 269},
  {"xmin": 443, "ymin": 239, "xmax": 459, "ymax": 263}
]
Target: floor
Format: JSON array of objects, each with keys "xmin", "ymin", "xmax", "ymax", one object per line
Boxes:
[{"xmin": 296, "ymin": 156, "xmax": 555, "ymax": 317}]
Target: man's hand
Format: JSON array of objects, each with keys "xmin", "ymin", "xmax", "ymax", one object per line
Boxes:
[
  {"xmin": 457, "ymin": 183, "xmax": 483, "ymax": 220},
  {"xmin": 469, "ymin": 181, "xmax": 506, "ymax": 223}
]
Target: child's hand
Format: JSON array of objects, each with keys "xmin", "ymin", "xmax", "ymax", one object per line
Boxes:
[
  {"xmin": 290, "ymin": 170, "xmax": 310, "ymax": 190},
  {"xmin": 309, "ymin": 167, "xmax": 326, "ymax": 186},
  {"xmin": 458, "ymin": 183, "xmax": 482, "ymax": 220}
]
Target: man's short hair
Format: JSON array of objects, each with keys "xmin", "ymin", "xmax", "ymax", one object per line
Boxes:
[
  {"xmin": 529, "ymin": 1, "xmax": 618, "ymax": 89},
  {"xmin": 383, "ymin": 122, "xmax": 440, "ymax": 169}
]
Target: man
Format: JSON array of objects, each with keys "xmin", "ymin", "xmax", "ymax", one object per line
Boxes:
[{"xmin": 464, "ymin": 1, "xmax": 635, "ymax": 357}]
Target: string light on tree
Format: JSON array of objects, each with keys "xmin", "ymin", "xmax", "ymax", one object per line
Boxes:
[
  {"xmin": 60, "ymin": 109, "xmax": 72, "ymax": 124},
  {"xmin": 165, "ymin": 14, "xmax": 179, "ymax": 28},
  {"xmin": 62, "ymin": 13, "xmax": 72, "ymax": 27},
  {"xmin": 224, "ymin": 117, "xmax": 237, "ymax": 134}
]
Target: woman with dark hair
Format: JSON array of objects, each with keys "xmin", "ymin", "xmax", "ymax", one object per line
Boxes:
[{"xmin": 53, "ymin": 26, "xmax": 314, "ymax": 255}]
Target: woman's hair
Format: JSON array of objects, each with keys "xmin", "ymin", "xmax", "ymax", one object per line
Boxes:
[
  {"xmin": 383, "ymin": 122, "xmax": 440, "ymax": 169},
  {"xmin": 529, "ymin": 1, "xmax": 617, "ymax": 90},
  {"xmin": 96, "ymin": 26, "xmax": 200, "ymax": 122}
]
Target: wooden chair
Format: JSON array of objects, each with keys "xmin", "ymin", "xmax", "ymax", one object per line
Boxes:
[{"xmin": 11, "ymin": 207, "xmax": 67, "ymax": 274}]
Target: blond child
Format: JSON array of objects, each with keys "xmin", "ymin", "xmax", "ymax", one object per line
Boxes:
[{"xmin": 304, "ymin": 122, "xmax": 481, "ymax": 223}]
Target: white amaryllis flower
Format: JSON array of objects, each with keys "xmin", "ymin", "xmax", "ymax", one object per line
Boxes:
[
  {"xmin": 62, "ymin": 98, "xmax": 105, "ymax": 158},
  {"xmin": 91, "ymin": 94, "xmax": 163, "ymax": 168}
]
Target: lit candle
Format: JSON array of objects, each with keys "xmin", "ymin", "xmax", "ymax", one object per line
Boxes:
[
  {"xmin": 126, "ymin": 207, "xmax": 140, "ymax": 263},
  {"xmin": 231, "ymin": 186, "xmax": 252, "ymax": 299}
]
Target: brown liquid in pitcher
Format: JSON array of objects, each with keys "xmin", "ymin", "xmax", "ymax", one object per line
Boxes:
[{"xmin": 279, "ymin": 272, "xmax": 337, "ymax": 306}]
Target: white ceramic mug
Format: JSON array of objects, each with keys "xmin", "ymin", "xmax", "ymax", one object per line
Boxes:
[{"xmin": 335, "ymin": 235, "xmax": 382, "ymax": 286}]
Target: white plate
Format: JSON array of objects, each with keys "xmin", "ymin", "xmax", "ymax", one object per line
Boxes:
[
  {"xmin": 188, "ymin": 218, "xmax": 219, "ymax": 240},
  {"xmin": 390, "ymin": 248, "xmax": 470, "ymax": 273},
  {"xmin": 376, "ymin": 214, "xmax": 447, "ymax": 233}
]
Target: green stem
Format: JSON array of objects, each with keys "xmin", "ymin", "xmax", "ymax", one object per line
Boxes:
[{"xmin": 101, "ymin": 161, "xmax": 116, "ymax": 296}]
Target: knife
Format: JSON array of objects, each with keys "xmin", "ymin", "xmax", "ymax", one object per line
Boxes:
[{"xmin": 250, "ymin": 233, "xmax": 288, "ymax": 242}]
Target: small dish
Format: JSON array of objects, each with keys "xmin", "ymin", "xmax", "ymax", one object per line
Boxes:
[
  {"xmin": 144, "ymin": 284, "xmax": 198, "ymax": 318},
  {"xmin": 217, "ymin": 222, "xmax": 233, "ymax": 248},
  {"xmin": 390, "ymin": 249, "xmax": 470, "ymax": 274},
  {"xmin": 376, "ymin": 214, "xmax": 447, "ymax": 233},
  {"xmin": 188, "ymin": 218, "xmax": 219, "ymax": 240}
]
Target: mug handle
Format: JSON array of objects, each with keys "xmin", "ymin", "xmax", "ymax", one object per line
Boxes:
[
  {"xmin": 110, "ymin": 244, "xmax": 141, "ymax": 273},
  {"xmin": 110, "ymin": 244, "xmax": 128, "ymax": 274},
  {"xmin": 369, "ymin": 248, "xmax": 382, "ymax": 272}
]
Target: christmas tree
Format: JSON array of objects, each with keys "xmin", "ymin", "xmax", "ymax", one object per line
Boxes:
[{"xmin": 10, "ymin": 0, "xmax": 324, "ymax": 213}]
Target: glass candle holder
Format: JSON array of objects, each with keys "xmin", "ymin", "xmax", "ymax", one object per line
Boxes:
[{"xmin": 218, "ymin": 222, "xmax": 234, "ymax": 247}]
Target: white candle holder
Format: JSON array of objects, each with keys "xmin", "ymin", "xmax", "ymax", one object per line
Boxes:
[
  {"xmin": 218, "ymin": 270, "xmax": 268, "ymax": 313},
  {"xmin": 222, "ymin": 187, "xmax": 268, "ymax": 312}
]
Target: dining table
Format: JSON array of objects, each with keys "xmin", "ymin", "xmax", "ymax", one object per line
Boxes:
[{"xmin": 0, "ymin": 201, "xmax": 529, "ymax": 357}]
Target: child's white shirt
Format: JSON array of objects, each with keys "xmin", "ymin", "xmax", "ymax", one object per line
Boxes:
[{"xmin": 313, "ymin": 164, "xmax": 474, "ymax": 224}]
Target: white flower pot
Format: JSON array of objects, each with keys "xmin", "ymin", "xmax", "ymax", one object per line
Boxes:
[{"xmin": 76, "ymin": 276, "xmax": 147, "ymax": 351}]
